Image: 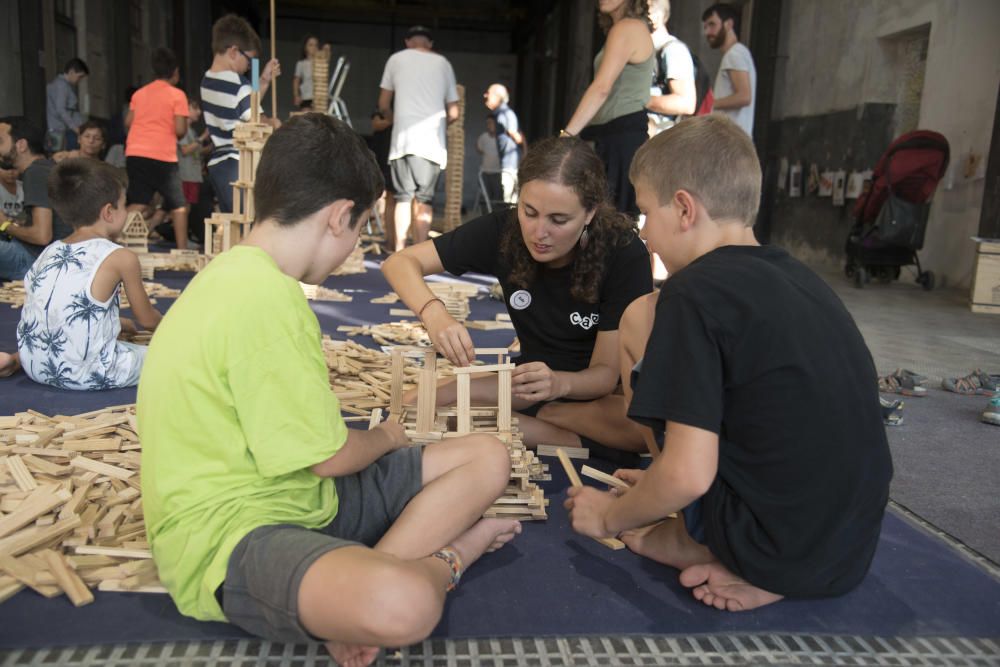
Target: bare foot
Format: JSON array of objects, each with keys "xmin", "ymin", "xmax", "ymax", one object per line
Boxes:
[
  {"xmin": 451, "ymin": 518, "xmax": 522, "ymax": 567},
  {"xmin": 620, "ymin": 518, "xmax": 713, "ymax": 570},
  {"xmin": 679, "ymin": 562, "xmax": 784, "ymax": 611},
  {"xmin": 324, "ymin": 642, "xmax": 380, "ymax": 667},
  {"xmin": 0, "ymin": 352, "xmax": 20, "ymax": 378}
]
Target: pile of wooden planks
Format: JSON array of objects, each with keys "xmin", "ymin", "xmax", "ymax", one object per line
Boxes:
[
  {"xmin": 331, "ymin": 246, "xmax": 365, "ymax": 276},
  {"xmin": 4, "ymin": 281, "xmax": 179, "ymax": 310},
  {"xmin": 120, "ymin": 282, "xmax": 181, "ymax": 308},
  {"xmin": 0, "ymin": 405, "xmax": 164, "ymax": 606},
  {"xmin": 373, "ymin": 282, "xmax": 483, "ymax": 322},
  {"xmin": 337, "ymin": 321, "xmax": 432, "ymax": 347},
  {"xmin": 300, "ymin": 284, "xmax": 353, "ymax": 302},
  {"xmin": 138, "ymin": 250, "xmax": 210, "ymax": 279},
  {"xmin": 0, "ymin": 281, "xmax": 25, "ymax": 308}
]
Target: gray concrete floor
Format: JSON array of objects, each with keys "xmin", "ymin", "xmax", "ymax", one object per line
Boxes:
[
  {"xmin": 822, "ymin": 267, "xmax": 1000, "ymax": 564},
  {"xmin": 826, "ymin": 267, "xmax": 1000, "ymax": 383}
]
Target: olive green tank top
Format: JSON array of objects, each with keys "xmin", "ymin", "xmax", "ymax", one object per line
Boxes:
[{"xmin": 590, "ymin": 48, "xmax": 655, "ymax": 127}]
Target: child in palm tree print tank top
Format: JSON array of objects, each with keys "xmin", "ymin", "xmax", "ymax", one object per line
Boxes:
[{"xmin": 17, "ymin": 238, "xmax": 145, "ymax": 390}]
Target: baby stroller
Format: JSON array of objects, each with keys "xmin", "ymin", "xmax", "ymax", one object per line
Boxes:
[{"xmin": 844, "ymin": 130, "xmax": 950, "ymax": 289}]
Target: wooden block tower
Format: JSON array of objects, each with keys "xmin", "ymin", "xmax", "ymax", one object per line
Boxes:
[
  {"xmin": 312, "ymin": 46, "xmax": 330, "ymax": 113},
  {"xmin": 203, "ymin": 89, "xmax": 273, "ymax": 257},
  {"xmin": 390, "ymin": 346, "xmax": 549, "ymax": 521},
  {"xmin": 442, "ymin": 84, "xmax": 466, "ymax": 233}
]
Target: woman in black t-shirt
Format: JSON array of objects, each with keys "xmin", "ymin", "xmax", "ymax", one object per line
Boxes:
[{"xmin": 382, "ymin": 136, "xmax": 653, "ymax": 453}]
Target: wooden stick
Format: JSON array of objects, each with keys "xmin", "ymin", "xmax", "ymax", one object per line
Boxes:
[
  {"xmin": 556, "ymin": 449, "xmax": 625, "ymax": 551},
  {"xmin": 581, "ymin": 465, "xmax": 630, "ymax": 490},
  {"xmin": 40, "ymin": 549, "xmax": 94, "ymax": 606},
  {"xmin": 536, "ymin": 444, "xmax": 589, "ymax": 459},
  {"xmin": 74, "ymin": 545, "xmax": 152, "ymax": 559},
  {"xmin": 270, "ymin": 0, "xmax": 277, "ymax": 118}
]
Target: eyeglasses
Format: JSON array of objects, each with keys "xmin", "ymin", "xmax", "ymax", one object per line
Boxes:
[{"xmin": 234, "ymin": 47, "xmax": 254, "ymax": 64}]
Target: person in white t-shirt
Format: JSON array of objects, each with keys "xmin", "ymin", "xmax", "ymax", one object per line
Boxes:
[
  {"xmin": 292, "ymin": 35, "xmax": 318, "ymax": 110},
  {"xmin": 647, "ymin": 0, "xmax": 696, "ymax": 136},
  {"xmin": 377, "ymin": 25, "xmax": 459, "ymax": 252},
  {"xmin": 702, "ymin": 3, "xmax": 756, "ymax": 137}
]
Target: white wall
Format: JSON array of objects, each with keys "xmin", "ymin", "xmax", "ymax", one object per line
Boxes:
[{"xmin": 769, "ymin": 0, "xmax": 999, "ymax": 287}]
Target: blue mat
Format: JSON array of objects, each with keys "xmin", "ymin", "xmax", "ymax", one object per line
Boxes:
[{"xmin": 1, "ymin": 259, "xmax": 999, "ymax": 648}]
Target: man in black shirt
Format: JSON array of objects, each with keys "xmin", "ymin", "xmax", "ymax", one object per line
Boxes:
[
  {"xmin": 0, "ymin": 117, "xmax": 72, "ymax": 280},
  {"xmin": 565, "ymin": 115, "xmax": 892, "ymax": 611}
]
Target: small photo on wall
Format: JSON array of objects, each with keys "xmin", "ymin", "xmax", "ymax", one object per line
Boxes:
[
  {"xmin": 832, "ymin": 170, "xmax": 847, "ymax": 206},
  {"xmin": 818, "ymin": 170, "xmax": 834, "ymax": 197}
]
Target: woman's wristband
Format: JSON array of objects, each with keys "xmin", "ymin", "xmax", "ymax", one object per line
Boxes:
[{"xmin": 417, "ymin": 297, "xmax": 445, "ymax": 321}]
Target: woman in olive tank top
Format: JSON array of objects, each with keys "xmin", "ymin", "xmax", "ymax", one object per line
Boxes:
[{"xmin": 563, "ymin": 0, "xmax": 655, "ymax": 216}]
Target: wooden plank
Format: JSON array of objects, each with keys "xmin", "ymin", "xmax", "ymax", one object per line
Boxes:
[
  {"xmin": 497, "ymin": 367, "xmax": 511, "ymax": 433},
  {"xmin": 536, "ymin": 444, "xmax": 589, "ymax": 459},
  {"xmin": 0, "ymin": 516, "xmax": 82, "ymax": 557},
  {"xmin": 0, "ymin": 485, "xmax": 70, "ymax": 538},
  {"xmin": 581, "ymin": 465, "xmax": 630, "ymax": 490},
  {"xmin": 70, "ymin": 456, "xmax": 135, "ymax": 481},
  {"xmin": 62, "ymin": 438, "xmax": 122, "ymax": 452},
  {"xmin": 40, "ymin": 549, "xmax": 94, "ymax": 606},
  {"xmin": 6, "ymin": 455, "xmax": 37, "ymax": 491},
  {"xmin": 456, "ymin": 373, "xmax": 471, "ymax": 434},
  {"xmin": 451, "ymin": 363, "xmax": 516, "ymax": 375},
  {"xmin": 74, "ymin": 545, "xmax": 152, "ymax": 559},
  {"xmin": 556, "ymin": 448, "xmax": 626, "ymax": 551},
  {"xmin": 0, "ymin": 554, "xmax": 61, "ymax": 597}
]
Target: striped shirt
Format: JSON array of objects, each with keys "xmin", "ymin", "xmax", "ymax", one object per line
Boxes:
[{"xmin": 200, "ymin": 70, "xmax": 258, "ymax": 167}]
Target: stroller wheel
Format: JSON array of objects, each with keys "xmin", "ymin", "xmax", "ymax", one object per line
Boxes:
[
  {"xmin": 917, "ymin": 270, "xmax": 935, "ymax": 291},
  {"xmin": 854, "ymin": 267, "xmax": 867, "ymax": 288}
]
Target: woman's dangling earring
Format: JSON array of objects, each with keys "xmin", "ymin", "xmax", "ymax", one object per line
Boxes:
[{"xmin": 579, "ymin": 225, "xmax": 590, "ymax": 250}]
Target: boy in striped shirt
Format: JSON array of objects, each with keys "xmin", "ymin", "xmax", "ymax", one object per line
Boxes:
[{"xmin": 200, "ymin": 14, "xmax": 280, "ymax": 213}]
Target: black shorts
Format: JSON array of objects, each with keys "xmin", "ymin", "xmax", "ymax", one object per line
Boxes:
[
  {"xmin": 391, "ymin": 155, "xmax": 441, "ymax": 203},
  {"xmin": 126, "ymin": 156, "xmax": 186, "ymax": 211}
]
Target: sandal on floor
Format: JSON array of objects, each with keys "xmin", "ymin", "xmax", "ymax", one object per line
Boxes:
[
  {"xmin": 942, "ymin": 369, "xmax": 1000, "ymax": 396},
  {"xmin": 983, "ymin": 396, "xmax": 1000, "ymax": 426},
  {"xmin": 878, "ymin": 368, "xmax": 928, "ymax": 396}
]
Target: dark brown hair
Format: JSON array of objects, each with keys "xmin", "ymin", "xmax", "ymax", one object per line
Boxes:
[
  {"xmin": 49, "ymin": 159, "xmax": 127, "ymax": 228},
  {"xmin": 598, "ymin": 0, "xmax": 654, "ymax": 33},
  {"xmin": 255, "ymin": 114, "xmax": 383, "ymax": 228},
  {"xmin": 211, "ymin": 14, "xmax": 262, "ymax": 56},
  {"xmin": 501, "ymin": 136, "xmax": 640, "ymax": 303}
]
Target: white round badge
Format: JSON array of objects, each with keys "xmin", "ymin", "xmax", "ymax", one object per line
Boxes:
[{"xmin": 509, "ymin": 290, "xmax": 532, "ymax": 310}]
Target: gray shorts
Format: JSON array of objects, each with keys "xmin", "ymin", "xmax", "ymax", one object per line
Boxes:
[
  {"xmin": 390, "ymin": 155, "xmax": 441, "ymax": 203},
  {"xmin": 218, "ymin": 447, "xmax": 423, "ymax": 643}
]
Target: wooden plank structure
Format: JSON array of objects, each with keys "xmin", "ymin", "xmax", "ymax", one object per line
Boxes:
[
  {"xmin": 311, "ymin": 46, "xmax": 330, "ymax": 113},
  {"xmin": 395, "ymin": 347, "xmax": 549, "ymax": 521},
  {"xmin": 119, "ymin": 212, "xmax": 149, "ymax": 255},
  {"xmin": 204, "ymin": 90, "xmax": 273, "ymax": 257},
  {"xmin": 442, "ymin": 85, "xmax": 466, "ymax": 233}
]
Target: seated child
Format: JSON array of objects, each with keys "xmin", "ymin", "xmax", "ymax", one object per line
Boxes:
[
  {"xmin": 16, "ymin": 158, "xmax": 161, "ymax": 389},
  {"xmin": 137, "ymin": 114, "xmax": 520, "ymax": 667},
  {"xmin": 565, "ymin": 114, "xmax": 893, "ymax": 612}
]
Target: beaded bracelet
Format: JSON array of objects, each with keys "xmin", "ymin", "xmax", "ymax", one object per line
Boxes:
[
  {"xmin": 431, "ymin": 546, "xmax": 464, "ymax": 592},
  {"xmin": 417, "ymin": 297, "xmax": 445, "ymax": 320}
]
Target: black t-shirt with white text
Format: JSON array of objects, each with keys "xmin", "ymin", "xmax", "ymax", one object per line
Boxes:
[
  {"xmin": 433, "ymin": 209, "xmax": 652, "ymax": 371},
  {"xmin": 628, "ymin": 245, "xmax": 893, "ymax": 598}
]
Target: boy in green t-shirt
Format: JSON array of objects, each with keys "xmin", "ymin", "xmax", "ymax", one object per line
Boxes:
[{"xmin": 138, "ymin": 114, "xmax": 519, "ymax": 667}]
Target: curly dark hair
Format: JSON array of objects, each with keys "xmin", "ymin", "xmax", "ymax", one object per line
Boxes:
[
  {"xmin": 501, "ymin": 136, "xmax": 640, "ymax": 303},
  {"xmin": 598, "ymin": 0, "xmax": 654, "ymax": 33}
]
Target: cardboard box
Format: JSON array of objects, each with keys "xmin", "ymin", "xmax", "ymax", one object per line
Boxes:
[{"xmin": 970, "ymin": 238, "xmax": 1000, "ymax": 314}]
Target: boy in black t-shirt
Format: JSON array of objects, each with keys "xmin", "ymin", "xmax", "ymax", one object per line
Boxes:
[{"xmin": 565, "ymin": 115, "xmax": 893, "ymax": 611}]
